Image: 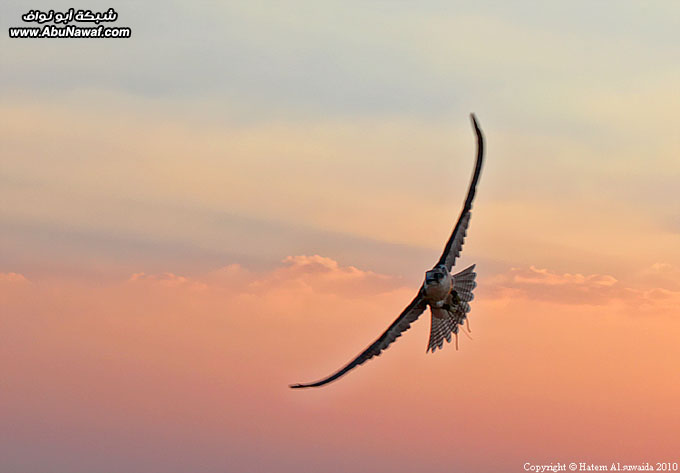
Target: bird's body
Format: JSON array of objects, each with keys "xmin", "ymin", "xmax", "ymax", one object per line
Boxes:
[
  {"xmin": 291, "ymin": 114, "xmax": 485, "ymax": 389},
  {"xmin": 424, "ymin": 264, "xmax": 453, "ymax": 308},
  {"xmin": 425, "ymin": 264, "xmax": 476, "ymax": 352}
]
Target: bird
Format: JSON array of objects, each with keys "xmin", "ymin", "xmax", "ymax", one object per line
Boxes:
[{"xmin": 290, "ymin": 114, "xmax": 485, "ymax": 389}]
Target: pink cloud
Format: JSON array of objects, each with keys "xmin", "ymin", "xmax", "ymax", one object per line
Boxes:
[
  {"xmin": 128, "ymin": 271, "xmax": 208, "ymax": 290},
  {"xmin": 636, "ymin": 262, "xmax": 680, "ymax": 291},
  {"xmin": 511, "ymin": 265, "xmax": 618, "ymax": 287},
  {"xmin": 484, "ymin": 265, "xmax": 680, "ymax": 313},
  {"xmin": 250, "ymin": 254, "xmax": 400, "ymax": 297},
  {"xmin": 169, "ymin": 255, "xmax": 404, "ymax": 298},
  {"xmin": 0, "ymin": 272, "xmax": 29, "ymax": 283}
]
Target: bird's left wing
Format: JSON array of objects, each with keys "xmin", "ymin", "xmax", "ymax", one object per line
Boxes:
[
  {"xmin": 435, "ymin": 114, "xmax": 485, "ymax": 271},
  {"xmin": 290, "ymin": 291, "xmax": 428, "ymax": 389}
]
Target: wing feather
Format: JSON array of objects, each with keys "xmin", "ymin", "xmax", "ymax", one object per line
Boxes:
[
  {"xmin": 290, "ymin": 291, "xmax": 427, "ymax": 389},
  {"xmin": 435, "ymin": 114, "xmax": 485, "ymax": 271}
]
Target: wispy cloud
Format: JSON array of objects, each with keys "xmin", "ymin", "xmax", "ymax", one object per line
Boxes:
[
  {"xmin": 0, "ymin": 272, "xmax": 28, "ymax": 283},
  {"xmin": 484, "ymin": 264, "xmax": 680, "ymax": 314}
]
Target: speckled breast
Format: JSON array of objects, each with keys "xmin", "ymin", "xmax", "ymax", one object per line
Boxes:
[{"xmin": 423, "ymin": 273, "xmax": 453, "ymax": 303}]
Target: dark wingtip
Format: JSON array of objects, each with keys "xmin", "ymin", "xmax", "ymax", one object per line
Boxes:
[
  {"xmin": 470, "ymin": 113, "xmax": 480, "ymax": 132},
  {"xmin": 289, "ymin": 383, "xmax": 306, "ymax": 389}
]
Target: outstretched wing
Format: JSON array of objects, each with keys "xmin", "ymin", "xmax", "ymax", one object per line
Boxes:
[
  {"xmin": 290, "ymin": 291, "xmax": 428, "ymax": 389},
  {"xmin": 435, "ymin": 114, "xmax": 485, "ymax": 271}
]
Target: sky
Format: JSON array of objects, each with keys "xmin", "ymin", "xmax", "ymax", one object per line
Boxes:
[{"xmin": 1, "ymin": 1, "xmax": 679, "ymax": 472}]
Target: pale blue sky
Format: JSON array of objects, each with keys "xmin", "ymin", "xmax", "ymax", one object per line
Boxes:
[{"xmin": 1, "ymin": 0, "xmax": 678, "ymax": 280}]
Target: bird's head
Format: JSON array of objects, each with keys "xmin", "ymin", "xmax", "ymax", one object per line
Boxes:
[{"xmin": 425, "ymin": 265, "xmax": 447, "ymax": 285}]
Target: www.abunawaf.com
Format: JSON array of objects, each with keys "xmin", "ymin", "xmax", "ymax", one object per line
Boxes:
[{"xmin": 9, "ymin": 24, "xmax": 131, "ymax": 38}]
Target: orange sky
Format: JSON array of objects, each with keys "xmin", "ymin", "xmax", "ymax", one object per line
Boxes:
[
  {"xmin": 1, "ymin": 1, "xmax": 679, "ymax": 472},
  {"xmin": 2, "ymin": 256, "xmax": 679, "ymax": 471}
]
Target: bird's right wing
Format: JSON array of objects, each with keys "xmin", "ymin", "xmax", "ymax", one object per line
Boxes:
[
  {"xmin": 290, "ymin": 291, "xmax": 428, "ymax": 389},
  {"xmin": 435, "ymin": 114, "xmax": 485, "ymax": 271}
]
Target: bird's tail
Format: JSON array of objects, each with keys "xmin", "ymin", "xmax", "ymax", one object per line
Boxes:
[{"xmin": 427, "ymin": 264, "xmax": 476, "ymax": 353}]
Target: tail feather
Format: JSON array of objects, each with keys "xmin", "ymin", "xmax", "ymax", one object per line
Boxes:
[{"xmin": 427, "ymin": 265, "xmax": 477, "ymax": 353}]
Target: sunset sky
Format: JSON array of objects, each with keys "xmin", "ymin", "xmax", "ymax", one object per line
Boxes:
[{"xmin": 1, "ymin": 1, "xmax": 679, "ymax": 472}]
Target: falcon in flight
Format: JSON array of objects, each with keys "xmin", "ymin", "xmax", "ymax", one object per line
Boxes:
[{"xmin": 290, "ymin": 114, "xmax": 485, "ymax": 389}]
